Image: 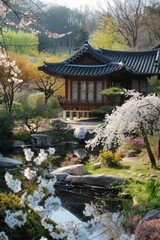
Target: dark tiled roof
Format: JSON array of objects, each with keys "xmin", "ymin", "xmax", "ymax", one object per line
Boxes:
[
  {"xmin": 38, "ymin": 42, "xmax": 160, "ymax": 77},
  {"xmin": 65, "ymin": 42, "xmax": 113, "ymax": 64},
  {"xmin": 100, "ymin": 48, "xmax": 160, "ymax": 75},
  {"xmin": 39, "ymin": 62, "xmax": 134, "ymax": 76}
]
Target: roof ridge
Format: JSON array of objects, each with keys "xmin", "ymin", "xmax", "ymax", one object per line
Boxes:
[
  {"xmin": 65, "ymin": 42, "xmax": 113, "ymax": 64},
  {"xmin": 64, "ymin": 62, "xmax": 118, "ymax": 67},
  {"xmin": 100, "ymin": 48, "xmax": 158, "ymax": 54}
]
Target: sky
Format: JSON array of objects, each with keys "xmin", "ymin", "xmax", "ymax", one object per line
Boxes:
[{"xmin": 52, "ymin": 0, "xmax": 105, "ymax": 10}]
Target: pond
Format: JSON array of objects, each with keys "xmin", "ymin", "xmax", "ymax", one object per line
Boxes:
[
  {"xmin": 1, "ymin": 144, "xmax": 123, "ymax": 221},
  {"xmin": 56, "ymin": 187, "xmax": 123, "ymax": 220}
]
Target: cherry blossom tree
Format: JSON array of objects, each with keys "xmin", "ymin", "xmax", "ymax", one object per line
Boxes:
[
  {"xmin": 87, "ymin": 91, "xmax": 160, "ymax": 168},
  {"xmin": 0, "ymin": 0, "xmax": 70, "ymax": 113},
  {"xmin": 0, "ymin": 0, "xmax": 71, "ymax": 51},
  {"xmin": 0, "ymin": 53, "xmax": 23, "ymax": 113}
]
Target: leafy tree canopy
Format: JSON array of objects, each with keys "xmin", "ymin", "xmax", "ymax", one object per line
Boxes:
[
  {"xmin": 0, "ymin": 28, "xmax": 39, "ymax": 55},
  {"xmin": 90, "ymin": 16, "xmax": 126, "ymax": 50},
  {"xmin": 101, "ymin": 87, "xmax": 124, "ymax": 96},
  {"xmin": 147, "ymin": 75, "xmax": 160, "ymax": 94}
]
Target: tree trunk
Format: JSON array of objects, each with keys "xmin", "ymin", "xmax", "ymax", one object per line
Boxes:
[
  {"xmin": 141, "ymin": 131, "xmax": 156, "ymax": 168},
  {"xmin": 45, "ymin": 95, "xmax": 48, "ymax": 105},
  {"xmin": 158, "ymin": 134, "xmax": 160, "ymax": 159}
]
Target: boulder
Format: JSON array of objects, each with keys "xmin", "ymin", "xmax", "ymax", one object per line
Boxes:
[
  {"xmin": 73, "ymin": 148, "xmax": 86, "ymax": 159},
  {"xmin": 12, "ymin": 140, "xmax": 25, "ymax": 148},
  {"xmin": 74, "ymin": 128, "xmax": 86, "ymax": 140},
  {"xmin": 127, "ymin": 150, "xmax": 139, "ymax": 157},
  {"xmin": 46, "ymin": 173, "xmax": 69, "ymax": 181},
  {"xmin": 93, "ymin": 163, "xmax": 101, "ymax": 169},
  {"xmin": 141, "ymin": 209, "xmax": 160, "ymax": 222},
  {"xmin": 31, "ymin": 134, "xmax": 52, "ymax": 147},
  {"xmin": 65, "ymin": 174, "xmax": 124, "ymax": 187},
  {"xmin": 51, "ymin": 164, "xmax": 88, "ymax": 176},
  {"xmin": 0, "ymin": 157, "xmax": 23, "ymax": 168}
]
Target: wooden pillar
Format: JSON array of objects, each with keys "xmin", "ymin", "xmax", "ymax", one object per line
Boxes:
[
  {"xmin": 65, "ymin": 77, "xmax": 68, "ymax": 100},
  {"xmin": 86, "ymin": 79, "xmax": 88, "ymax": 109},
  {"xmin": 70, "ymin": 111, "xmax": 73, "ymax": 120},
  {"xmin": 94, "ymin": 80, "xmax": 97, "ymax": 107},
  {"xmin": 70, "ymin": 79, "xmax": 72, "ymax": 103},
  {"xmin": 76, "ymin": 111, "xmax": 80, "ymax": 119},
  {"xmin": 63, "ymin": 111, "xmax": 66, "ymax": 120},
  {"xmin": 78, "ymin": 80, "xmax": 81, "ymax": 110}
]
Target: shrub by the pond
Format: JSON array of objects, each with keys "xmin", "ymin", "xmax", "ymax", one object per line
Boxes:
[
  {"xmin": 135, "ymin": 219, "xmax": 160, "ymax": 240},
  {"xmin": 0, "ymin": 111, "xmax": 14, "ymax": 149},
  {"xmin": 61, "ymin": 152, "xmax": 82, "ymax": 166},
  {"xmin": 118, "ymin": 136, "xmax": 145, "ymax": 156},
  {"xmin": 99, "ymin": 150, "xmax": 122, "ymax": 167}
]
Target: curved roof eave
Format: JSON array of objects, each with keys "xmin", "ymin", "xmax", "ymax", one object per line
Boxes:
[{"xmin": 38, "ymin": 62, "xmax": 137, "ymax": 77}]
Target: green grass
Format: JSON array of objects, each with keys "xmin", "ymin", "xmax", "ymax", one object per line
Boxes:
[{"xmin": 90, "ymin": 157, "xmax": 160, "ymax": 181}]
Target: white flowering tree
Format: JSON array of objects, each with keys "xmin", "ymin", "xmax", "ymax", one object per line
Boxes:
[
  {"xmin": 0, "ymin": 53, "xmax": 23, "ymax": 113},
  {"xmin": 87, "ymin": 91, "xmax": 160, "ymax": 168}
]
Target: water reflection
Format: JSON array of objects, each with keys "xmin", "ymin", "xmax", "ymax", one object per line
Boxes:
[{"xmin": 56, "ymin": 187, "xmax": 122, "ymax": 220}]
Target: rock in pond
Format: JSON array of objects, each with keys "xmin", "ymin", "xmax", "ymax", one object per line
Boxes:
[
  {"xmin": 74, "ymin": 128, "xmax": 86, "ymax": 140},
  {"xmin": 0, "ymin": 157, "xmax": 23, "ymax": 168},
  {"xmin": 31, "ymin": 134, "xmax": 52, "ymax": 147},
  {"xmin": 73, "ymin": 148, "xmax": 87, "ymax": 159},
  {"xmin": 12, "ymin": 140, "xmax": 25, "ymax": 148},
  {"xmin": 65, "ymin": 174, "xmax": 124, "ymax": 187},
  {"xmin": 50, "ymin": 164, "xmax": 88, "ymax": 176},
  {"xmin": 46, "ymin": 173, "xmax": 69, "ymax": 181},
  {"xmin": 93, "ymin": 162, "xmax": 101, "ymax": 169}
]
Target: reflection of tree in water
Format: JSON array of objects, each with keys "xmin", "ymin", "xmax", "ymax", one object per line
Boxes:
[{"xmin": 56, "ymin": 187, "xmax": 123, "ymax": 220}]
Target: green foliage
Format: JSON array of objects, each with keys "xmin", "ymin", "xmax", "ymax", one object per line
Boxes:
[
  {"xmin": 14, "ymin": 93, "xmax": 62, "ymax": 133},
  {"xmin": 0, "ymin": 108, "xmax": 14, "ymax": 149},
  {"xmin": 12, "ymin": 102, "xmax": 24, "ymax": 120},
  {"xmin": 26, "ymin": 92, "xmax": 44, "ymax": 109},
  {"xmin": 92, "ymin": 105, "xmax": 117, "ymax": 115},
  {"xmin": 50, "ymin": 119, "xmax": 69, "ymax": 132},
  {"xmin": 93, "ymin": 87, "xmax": 124, "ymax": 115},
  {"xmin": 90, "ymin": 16, "xmax": 126, "ymax": 50},
  {"xmin": 147, "ymin": 75, "xmax": 160, "ymax": 94},
  {"xmin": 45, "ymin": 128, "xmax": 75, "ymax": 144},
  {"xmin": 135, "ymin": 179, "xmax": 160, "ymax": 204},
  {"xmin": 25, "ymin": 93, "xmax": 61, "ymax": 118},
  {"xmin": 101, "ymin": 87, "xmax": 124, "ymax": 96},
  {"xmin": 145, "ymin": 179, "xmax": 160, "ymax": 201},
  {"xmin": 43, "ymin": 96, "xmax": 61, "ymax": 118},
  {"xmin": 0, "ymin": 193, "xmax": 21, "ymax": 210},
  {"xmin": 0, "ymin": 28, "xmax": 38, "ymax": 54},
  {"xmin": 123, "ymin": 214, "xmax": 142, "ymax": 235},
  {"xmin": 121, "ymin": 178, "xmax": 160, "ymax": 217},
  {"xmin": 74, "ymin": 27, "xmax": 89, "ymax": 50},
  {"xmin": 85, "ymin": 162, "xmax": 96, "ymax": 171}
]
